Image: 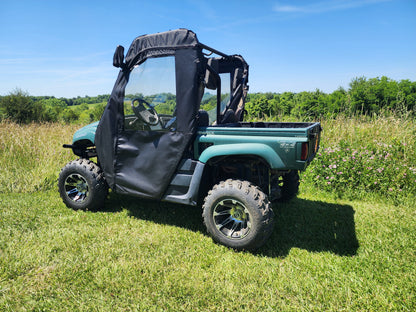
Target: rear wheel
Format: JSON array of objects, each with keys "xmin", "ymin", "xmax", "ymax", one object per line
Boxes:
[
  {"xmin": 202, "ymin": 179, "xmax": 274, "ymax": 250},
  {"xmin": 58, "ymin": 159, "xmax": 108, "ymax": 211},
  {"xmin": 280, "ymin": 170, "xmax": 300, "ymax": 201},
  {"xmin": 271, "ymin": 170, "xmax": 300, "ymax": 203}
]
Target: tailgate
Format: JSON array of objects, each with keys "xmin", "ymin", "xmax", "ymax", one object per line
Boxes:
[{"xmin": 305, "ymin": 123, "xmax": 322, "ymax": 161}]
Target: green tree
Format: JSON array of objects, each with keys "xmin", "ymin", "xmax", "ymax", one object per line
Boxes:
[
  {"xmin": 38, "ymin": 98, "xmax": 67, "ymax": 122},
  {"xmin": 0, "ymin": 89, "xmax": 45, "ymax": 123},
  {"xmin": 398, "ymin": 79, "xmax": 416, "ymax": 113},
  {"xmin": 349, "ymin": 77, "xmax": 371, "ymax": 114},
  {"xmin": 246, "ymin": 95, "xmax": 271, "ymax": 118},
  {"xmin": 291, "ymin": 90, "xmax": 328, "ymax": 118},
  {"xmin": 348, "ymin": 76, "xmax": 404, "ymax": 115},
  {"xmin": 91, "ymin": 103, "xmax": 106, "ymax": 121},
  {"xmin": 278, "ymin": 92, "xmax": 295, "ymax": 116},
  {"xmin": 62, "ymin": 108, "xmax": 80, "ymax": 123},
  {"xmin": 327, "ymin": 87, "xmax": 347, "ymax": 115}
]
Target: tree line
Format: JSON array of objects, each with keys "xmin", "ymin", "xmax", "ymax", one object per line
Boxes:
[
  {"xmin": 1, "ymin": 76, "xmax": 415, "ymax": 124},
  {"xmin": 245, "ymin": 76, "xmax": 416, "ymax": 119},
  {"xmin": 0, "ymin": 91, "xmax": 109, "ymax": 123}
]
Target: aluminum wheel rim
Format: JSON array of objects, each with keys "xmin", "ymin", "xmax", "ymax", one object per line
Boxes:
[
  {"xmin": 213, "ymin": 198, "xmax": 251, "ymax": 239},
  {"xmin": 64, "ymin": 173, "xmax": 89, "ymax": 203}
]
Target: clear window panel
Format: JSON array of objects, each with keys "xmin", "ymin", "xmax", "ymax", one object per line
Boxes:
[
  {"xmin": 200, "ymin": 72, "xmax": 230, "ymax": 125},
  {"xmin": 124, "ymin": 57, "xmax": 176, "ymax": 130}
]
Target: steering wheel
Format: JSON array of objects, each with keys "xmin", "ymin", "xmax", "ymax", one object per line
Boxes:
[{"xmin": 131, "ymin": 98, "xmax": 159, "ymax": 126}]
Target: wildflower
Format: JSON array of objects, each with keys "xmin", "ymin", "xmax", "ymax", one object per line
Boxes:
[
  {"xmin": 326, "ymin": 176, "xmax": 329, "ymax": 180},
  {"xmin": 327, "ymin": 182, "xmax": 331, "ymax": 185},
  {"xmin": 389, "ymin": 188, "xmax": 393, "ymax": 191},
  {"xmin": 374, "ymin": 181, "xmax": 377, "ymax": 184},
  {"xmin": 316, "ymin": 175, "xmax": 320, "ymax": 179}
]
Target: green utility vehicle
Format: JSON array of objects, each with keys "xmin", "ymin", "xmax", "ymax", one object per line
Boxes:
[{"xmin": 59, "ymin": 29, "xmax": 321, "ymax": 250}]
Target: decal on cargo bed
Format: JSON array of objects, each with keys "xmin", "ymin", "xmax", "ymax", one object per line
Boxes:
[{"xmin": 280, "ymin": 142, "xmax": 296, "ymax": 153}]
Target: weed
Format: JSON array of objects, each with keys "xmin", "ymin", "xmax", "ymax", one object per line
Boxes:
[
  {"xmin": 302, "ymin": 115, "xmax": 416, "ymax": 202},
  {"xmin": 0, "ymin": 121, "xmax": 78, "ymax": 193}
]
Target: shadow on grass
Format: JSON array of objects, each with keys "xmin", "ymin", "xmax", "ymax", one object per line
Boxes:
[
  {"xmin": 103, "ymin": 194, "xmax": 359, "ymax": 258},
  {"xmin": 263, "ymin": 198, "xmax": 359, "ymax": 258},
  {"xmin": 104, "ymin": 194, "xmax": 206, "ymax": 233}
]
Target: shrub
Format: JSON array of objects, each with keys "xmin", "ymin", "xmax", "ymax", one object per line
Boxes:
[
  {"xmin": 0, "ymin": 89, "xmax": 45, "ymax": 123},
  {"xmin": 303, "ymin": 140, "xmax": 416, "ymax": 200},
  {"xmin": 61, "ymin": 108, "xmax": 80, "ymax": 123}
]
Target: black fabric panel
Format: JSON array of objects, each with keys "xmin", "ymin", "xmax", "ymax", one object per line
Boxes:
[
  {"xmin": 95, "ymin": 70, "xmax": 128, "ymax": 189},
  {"xmin": 175, "ymin": 49, "xmax": 200, "ymax": 133},
  {"xmin": 114, "ymin": 131, "xmax": 192, "ymax": 199}
]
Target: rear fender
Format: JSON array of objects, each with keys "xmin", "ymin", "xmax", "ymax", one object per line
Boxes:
[{"xmin": 198, "ymin": 143, "xmax": 284, "ymax": 168}]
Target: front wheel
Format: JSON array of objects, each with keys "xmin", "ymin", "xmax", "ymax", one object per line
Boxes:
[
  {"xmin": 58, "ymin": 159, "xmax": 108, "ymax": 211},
  {"xmin": 202, "ymin": 179, "xmax": 274, "ymax": 250}
]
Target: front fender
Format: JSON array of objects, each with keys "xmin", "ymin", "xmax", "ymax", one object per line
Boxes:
[
  {"xmin": 72, "ymin": 121, "xmax": 99, "ymax": 145},
  {"xmin": 198, "ymin": 143, "xmax": 284, "ymax": 168}
]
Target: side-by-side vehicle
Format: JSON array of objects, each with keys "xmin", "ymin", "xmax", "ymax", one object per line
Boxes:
[{"xmin": 59, "ymin": 29, "xmax": 321, "ymax": 250}]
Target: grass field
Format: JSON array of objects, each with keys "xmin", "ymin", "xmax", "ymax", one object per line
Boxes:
[{"xmin": 0, "ymin": 119, "xmax": 415, "ymax": 311}]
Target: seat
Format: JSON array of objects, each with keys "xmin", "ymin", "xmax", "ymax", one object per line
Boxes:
[
  {"xmin": 221, "ymin": 109, "xmax": 238, "ymax": 124},
  {"xmin": 197, "ymin": 110, "xmax": 209, "ymax": 127}
]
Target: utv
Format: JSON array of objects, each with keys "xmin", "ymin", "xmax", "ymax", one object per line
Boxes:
[{"xmin": 59, "ymin": 29, "xmax": 321, "ymax": 250}]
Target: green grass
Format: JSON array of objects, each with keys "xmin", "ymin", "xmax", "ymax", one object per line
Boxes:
[
  {"xmin": 1, "ymin": 118, "xmax": 415, "ymax": 310},
  {"xmin": 1, "ymin": 190, "xmax": 414, "ymax": 311},
  {"xmin": 0, "ymin": 121, "xmax": 79, "ymax": 193},
  {"xmin": 67, "ymin": 101, "xmax": 107, "ymax": 111}
]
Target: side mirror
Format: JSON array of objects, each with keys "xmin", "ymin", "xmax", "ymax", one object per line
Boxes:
[{"xmin": 113, "ymin": 45, "xmax": 125, "ymax": 68}]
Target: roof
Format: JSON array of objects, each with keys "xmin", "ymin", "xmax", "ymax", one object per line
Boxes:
[{"xmin": 125, "ymin": 29, "xmax": 200, "ymax": 68}]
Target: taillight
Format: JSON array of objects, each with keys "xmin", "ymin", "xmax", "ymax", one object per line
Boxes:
[
  {"xmin": 301, "ymin": 142, "xmax": 309, "ymax": 161},
  {"xmin": 314, "ymin": 133, "xmax": 320, "ymax": 153}
]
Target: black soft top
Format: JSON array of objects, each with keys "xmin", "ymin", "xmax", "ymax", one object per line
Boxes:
[{"xmin": 125, "ymin": 29, "xmax": 201, "ymax": 68}]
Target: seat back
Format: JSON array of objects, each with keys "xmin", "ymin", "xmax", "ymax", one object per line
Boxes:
[{"xmin": 197, "ymin": 110, "xmax": 209, "ymax": 127}]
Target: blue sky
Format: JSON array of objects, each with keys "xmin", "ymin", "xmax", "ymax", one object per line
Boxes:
[{"xmin": 1, "ymin": 0, "xmax": 415, "ymax": 97}]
